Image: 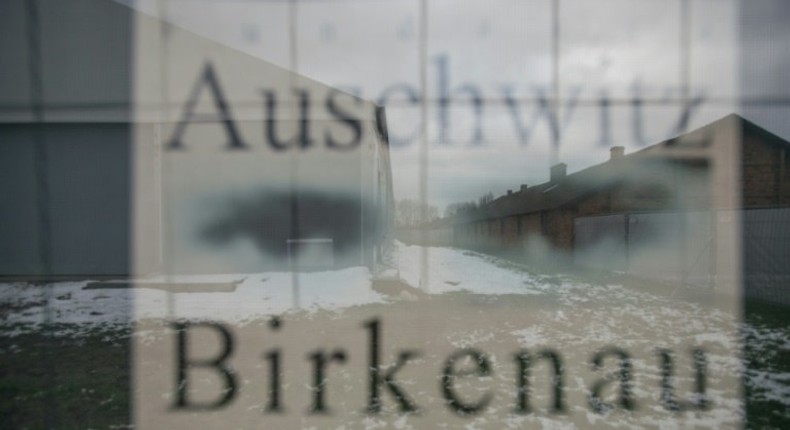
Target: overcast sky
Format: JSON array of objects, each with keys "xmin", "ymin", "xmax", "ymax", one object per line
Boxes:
[{"xmin": 124, "ymin": 0, "xmax": 789, "ymax": 211}]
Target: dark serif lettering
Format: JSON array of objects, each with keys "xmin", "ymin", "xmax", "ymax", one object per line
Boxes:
[
  {"xmin": 172, "ymin": 320, "xmax": 237, "ymax": 410},
  {"xmin": 363, "ymin": 318, "xmax": 421, "ymax": 414},
  {"xmin": 307, "ymin": 349, "xmax": 348, "ymax": 414},
  {"xmin": 588, "ymin": 347, "xmax": 635, "ymax": 414},
  {"xmin": 166, "ymin": 62, "xmax": 248, "ymax": 151},
  {"xmin": 441, "ymin": 348, "xmax": 493, "ymax": 415},
  {"xmin": 513, "ymin": 349, "xmax": 565, "ymax": 414}
]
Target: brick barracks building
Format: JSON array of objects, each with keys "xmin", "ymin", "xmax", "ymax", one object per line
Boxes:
[{"xmin": 452, "ymin": 114, "xmax": 790, "ymax": 304}]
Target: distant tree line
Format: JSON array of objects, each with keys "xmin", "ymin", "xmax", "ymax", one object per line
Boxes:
[
  {"xmin": 395, "ymin": 198, "xmax": 439, "ymax": 228},
  {"xmin": 443, "ymin": 192, "xmax": 494, "ymax": 218},
  {"xmin": 395, "ymin": 191, "xmax": 495, "ymax": 227}
]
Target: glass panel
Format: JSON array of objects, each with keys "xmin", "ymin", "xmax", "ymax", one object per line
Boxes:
[{"xmin": 4, "ymin": 0, "xmax": 789, "ymax": 429}]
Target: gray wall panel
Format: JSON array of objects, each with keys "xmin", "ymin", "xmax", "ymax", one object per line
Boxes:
[
  {"xmin": 0, "ymin": 123, "xmax": 131, "ymax": 276},
  {"xmin": 46, "ymin": 124, "xmax": 131, "ymax": 275},
  {"xmin": 0, "ymin": 127, "xmax": 41, "ymax": 273}
]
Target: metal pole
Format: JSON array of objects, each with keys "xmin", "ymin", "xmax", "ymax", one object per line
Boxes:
[
  {"xmin": 551, "ymin": 0, "xmax": 561, "ymax": 166},
  {"xmin": 289, "ymin": 0, "xmax": 301, "ymax": 309},
  {"xmin": 418, "ymin": 0, "xmax": 429, "ymax": 292}
]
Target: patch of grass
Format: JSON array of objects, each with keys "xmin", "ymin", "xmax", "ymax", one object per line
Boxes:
[
  {"xmin": 743, "ymin": 299, "xmax": 790, "ymax": 430},
  {"xmin": 0, "ymin": 324, "xmax": 131, "ymax": 430}
]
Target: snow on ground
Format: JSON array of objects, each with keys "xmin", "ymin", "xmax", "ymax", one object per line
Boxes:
[
  {"xmin": 741, "ymin": 321, "xmax": 790, "ymax": 405},
  {"xmin": 152, "ymin": 267, "xmax": 383, "ymax": 321},
  {"xmin": 0, "ymin": 267, "xmax": 383, "ymax": 331},
  {"xmin": 396, "ymin": 242, "xmax": 555, "ymax": 295},
  {"xmin": 0, "ymin": 241, "xmax": 635, "ymax": 332},
  {"xmin": 0, "ymin": 241, "xmax": 731, "ymax": 330}
]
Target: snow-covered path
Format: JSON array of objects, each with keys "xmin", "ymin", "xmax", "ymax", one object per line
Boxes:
[
  {"xmin": 0, "ymin": 242, "xmax": 594, "ymax": 330},
  {"xmin": 0, "ymin": 242, "xmax": 745, "ymax": 328}
]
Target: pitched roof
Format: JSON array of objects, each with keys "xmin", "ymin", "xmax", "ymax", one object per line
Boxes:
[{"xmin": 455, "ymin": 114, "xmax": 788, "ymax": 224}]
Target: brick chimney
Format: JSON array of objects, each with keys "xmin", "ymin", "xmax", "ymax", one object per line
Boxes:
[
  {"xmin": 507, "ymin": 189, "xmax": 513, "ymax": 196},
  {"xmin": 520, "ymin": 184, "xmax": 528, "ymax": 192},
  {"xmin": 550, "ymin": 163, "xmax": 567, "ymax": 182},
  {"xmin": 610, "ymin": 146, "xmax": 625, "ymax": 160}
]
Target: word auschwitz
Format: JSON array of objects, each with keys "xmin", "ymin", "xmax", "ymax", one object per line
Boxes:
[{"xmin": 166, "ymin": 55, "xmax": 705, "ymax": 151}]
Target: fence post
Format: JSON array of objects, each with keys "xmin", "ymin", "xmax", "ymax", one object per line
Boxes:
[{"xmin": 624, "ymin": 213, "xmax": 630, "ymax": 274}]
